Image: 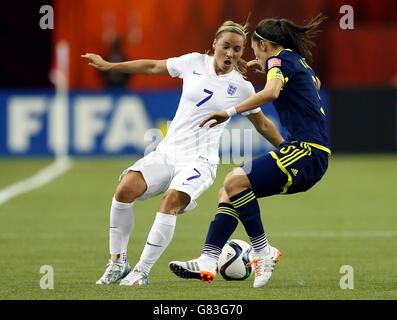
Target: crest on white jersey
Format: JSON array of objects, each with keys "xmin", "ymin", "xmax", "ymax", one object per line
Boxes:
[{"xmin": 227, "ymin": 84, "xmax": 237, "ymax": 96}]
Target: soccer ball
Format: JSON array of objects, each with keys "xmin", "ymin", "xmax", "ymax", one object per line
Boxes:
[{"xmin": 217, "ymin": 239, "xmax": 253, "ymax": 280}]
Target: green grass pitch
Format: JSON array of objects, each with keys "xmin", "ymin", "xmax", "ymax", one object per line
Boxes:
[{"xmin": 0, "ymin": 154, "xmax": 396, "ymax": 300}]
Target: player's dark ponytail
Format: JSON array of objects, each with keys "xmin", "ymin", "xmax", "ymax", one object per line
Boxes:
[{"xmin": 253, "ymin": 14, "xmax": 327, "ymax": 63}]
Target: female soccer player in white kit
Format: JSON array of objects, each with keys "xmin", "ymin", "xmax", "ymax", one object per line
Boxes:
[{"xmin": 81, "ymin": 21, "xmax": 284, "ymax": 286}]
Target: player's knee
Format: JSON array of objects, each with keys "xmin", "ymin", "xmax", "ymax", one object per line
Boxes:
[
  {"xmin": 114, "ymin": 171, "xmax": 146, "ymax": 203},
  {"xmin": 159, "ymin": 189, "xmax": 191, "ymax": 214},
  {"xmin": 223, "ymin": 172, "xmax": 239, "ymax": 195},
  {"xmin": 218, "ymin": 187, "xmax": 231, "ymax": 203},
  {"xmin": 223, "ymin": 169, "xmax": 250, "ymax": 197},
  {"xmin": 114, "ymin": 185, "xmax": 136, "ymax": 203}
]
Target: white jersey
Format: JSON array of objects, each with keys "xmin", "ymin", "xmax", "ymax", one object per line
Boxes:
[{"xmin": 155, "ymin": 52, "xmax": 260, "ymax": 164}]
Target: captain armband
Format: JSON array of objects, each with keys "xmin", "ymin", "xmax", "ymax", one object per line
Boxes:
[{"xmin": 267, "ymin": 67, "xmax": 285, "ymax": 83}]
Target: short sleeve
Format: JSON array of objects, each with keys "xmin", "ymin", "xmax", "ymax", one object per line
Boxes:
[
  {"xmin": 265, "ymin": 53, "xmax": 295, "ymax": 80},
  {"xmin": 240, "ymin": 81, "xmax": 261, "ymax": 116},
  {"xmin": 267, "ymin": 67, "xmax": 285, "ymax": 83},
  {"xmin": 166, "ymin": 53, "xmax": 196, "ymax": 79}
]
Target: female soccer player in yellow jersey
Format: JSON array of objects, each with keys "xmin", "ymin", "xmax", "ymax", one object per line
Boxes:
[
  {"xmin": 81, "ymin": 20, "xmax": 284, "ymax": 286},
  {"xmin": 170, "ymin": 15, "xmax": 330, "ymax": 288}
]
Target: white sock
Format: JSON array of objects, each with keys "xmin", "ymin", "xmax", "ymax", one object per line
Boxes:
[
  {"xmin": 136, "ymin": 212, "xmax": 177, "ymax": 275},
  {"xmin": 109, "ymin": 197, "xmax": 135, "ymax": 261},
  {"xmin": 251, "ymin": 233, "xmax": 270, "ymax": 257},
  {"xmin": 199, "ymin": 254, "xmax": 218, "ymax": 266}
]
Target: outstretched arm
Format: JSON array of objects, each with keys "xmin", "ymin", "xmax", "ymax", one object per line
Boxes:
[
  {"xmin": 200, "ymin": 78, "xmax": 283, "ymax": 128},
  {"xmin": 81, "ymin": 53, "xmax": 168, "ymax": 75},
  {"xmin": 246, "ymin": 111, "xmax": 284, "ymax": 148}
]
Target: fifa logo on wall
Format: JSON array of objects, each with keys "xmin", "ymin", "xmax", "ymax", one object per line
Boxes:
[{"xmin": 0, "ymin": 93, "xmax": 279, "ymax": 160}]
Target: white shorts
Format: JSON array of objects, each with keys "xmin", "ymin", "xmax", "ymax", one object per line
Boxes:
[{"xmin": 119, "ymin": 151, "xmax": 217, "ymax": 213}]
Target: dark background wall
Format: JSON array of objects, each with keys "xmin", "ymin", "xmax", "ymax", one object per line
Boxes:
[
  {"xmin": 330, "ymin": 89, "xmax": 397, "ymax": 152},
  {"xmin": 0, "ymin": 1, "xmax": 53, "ymax": 87},
  {"xmin": 1, "ymin": 0, "xmax": 397, "ymax": 153}
]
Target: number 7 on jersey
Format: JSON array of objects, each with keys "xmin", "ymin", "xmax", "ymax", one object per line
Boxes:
[{"xmin": 196, "ymin": 89, "xmax": 213, "ymax": 107}]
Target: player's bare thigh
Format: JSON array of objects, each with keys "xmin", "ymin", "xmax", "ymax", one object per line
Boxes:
[
  {"xmin": 115, "ymin": 171, "xmax": 190, "ymax": 214},
  {"xmin": 115, "ymin": 171, "xmax": 147, "ymax": 203},
  {"xmin": 223, "ymin": 167, "xmax": 252, "ymax": 198}
]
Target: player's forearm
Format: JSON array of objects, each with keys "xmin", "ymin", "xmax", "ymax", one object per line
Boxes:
[
  {"xmin": 109, "ymin": 59, "xmax": 167, "ymax": 75},
  {"xmin": 246, "ymin": 113, "xmax": 284, "ymax": 148},
  {"xmin": 234, "ymin": 88, "xmax": 278, "ymax": 115},
  {"xmin": 258, "ymin": 120, "xmax": 284, "ymax": 148},
  {"xmin": 235, "ymin": 92, "xmax": 267, "ymax": 114},
  {"xmin": 255, "ymin": 117, "xmax": 284, "ymax": 148},
  {"xmin": 227, "ymin": 79, "xmax": 282, "ymax": 117}
]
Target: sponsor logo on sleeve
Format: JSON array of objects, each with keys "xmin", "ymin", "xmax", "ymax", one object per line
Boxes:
[{"xmin": 267, "ymin": 58, "xmax": 281, "ymax": 69}]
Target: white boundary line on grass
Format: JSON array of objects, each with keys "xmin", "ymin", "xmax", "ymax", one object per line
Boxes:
[
  {"xmin": 0, "ymin": 157, "xmax": 72, "ymax": 206},
  {"xmin": 1, "ymin": 230, "xmax": 395, "ymax": 239},
  {"xmin": 269, "ymin": 230, "xmax": 397, "ymax": 238}
]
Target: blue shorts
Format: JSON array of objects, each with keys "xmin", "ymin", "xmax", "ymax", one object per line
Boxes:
[{"xmin": 241, "ymin": 140, "xmax": 330, "ymax": 198}]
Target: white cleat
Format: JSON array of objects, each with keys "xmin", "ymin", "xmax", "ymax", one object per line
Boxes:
[
  {"xmin": 168, "ymin": 258, "xmax": 217, "ymax": 283},
  {"xmin": 96, "ymin": 260, "xmax": 132, "ymax": 284},
  {"xmin": 119, "ymin": 267, "xmax": 149, "ymax": 286},
  {"xmin": 247, "ymin": 246, "xmax": 282, "ymax": 288}
]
